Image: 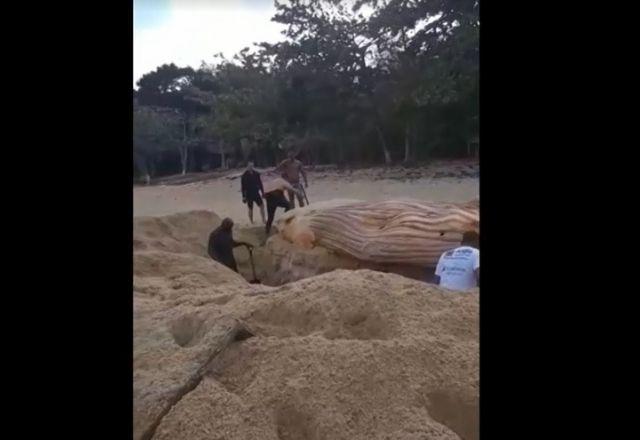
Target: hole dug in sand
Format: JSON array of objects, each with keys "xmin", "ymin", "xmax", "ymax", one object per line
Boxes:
[
  {"xmin": 170, "ymin": 314, "xmax": 253, "ymax": 348},
  {"xmin": 324, "ymin": 309, "xmax": 392, "ymax": 340},
  {"xmin": 249, "ymin": 301, "xmax": 395, "ymax": 340},
  {"xmin": 169, "ymin": 315, "xmax": 206, "ymax": 348}
]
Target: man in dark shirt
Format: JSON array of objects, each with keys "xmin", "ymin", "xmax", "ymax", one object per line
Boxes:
[
  {"xmin": 240, "ymin": 162, "xmax": 265, "ymax": 224},
  {"xmin": 207, "ymin": 218, "xmax": 253, "ymax": 273}
]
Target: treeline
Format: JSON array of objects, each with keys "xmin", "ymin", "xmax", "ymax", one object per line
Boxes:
[{"xmin": 133, "ymin": 0, "xmax": 479, "ymax": 182}]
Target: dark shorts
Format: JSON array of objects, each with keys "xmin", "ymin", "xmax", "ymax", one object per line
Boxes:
[{"xmin": 246, "ymin": 193, "xmax": 263, "ymax": 209}]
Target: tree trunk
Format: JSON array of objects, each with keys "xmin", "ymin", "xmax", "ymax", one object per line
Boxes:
[
  {"xmin": 181, "ymin": 119, "xmax": 188, "ymax": 175},
  {"xmin": 256, "ymin": 145, "xmax": 265, "ymax": 168},
  {"xmin": 375, "ymin": 124, "xmax": 392, "ymax": 165},
  {"xmin": 403, "ymin": 123, "xmax": 411, "ymax": 163},
  {"xmin": 220, "ymin": 139, "xmax": 227, "ymax": 170},
  {"xmin": 134, "ymin": 151, "xmax": 150, "ymax": 183},
  {"xmin": 336, "ymin": 131, "xmax": 345, "ymax": 164},
  {"xmin": 179, "ymin": 145, "xmax": 188, "ymax": 175},
  {"xmin": 182, "ymin": 148, "xmax": 188, "ymax": 175}
]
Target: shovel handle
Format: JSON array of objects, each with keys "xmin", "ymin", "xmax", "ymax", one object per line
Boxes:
[{"xmin": 247, "ymin": 247, "xmax": 258, "ymax": 280}]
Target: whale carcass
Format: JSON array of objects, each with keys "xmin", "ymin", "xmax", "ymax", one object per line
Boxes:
[{"xmin": 275, "ymin": 199, "xmax": 479, "ymax": 267}]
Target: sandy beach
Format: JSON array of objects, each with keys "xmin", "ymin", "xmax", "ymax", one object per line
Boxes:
[
  {"xmin": 134, "ymin": 162, "xmax": 479, "ymax": 223},
  {"xmin": 133, "ymin": 161, "xmax": 479, "ymax": 440}
]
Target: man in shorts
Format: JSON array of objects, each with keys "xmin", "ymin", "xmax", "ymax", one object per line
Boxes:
[
  {"xmin": 261, "ymin": 176, "xmax": 302, "ymax": 235},
  {"xmin": 240, "ymin": 161, "xmax": 265, "ymax": 224},
  {"xmin": 276, "ymin": 150, "xmax": 308, "ymax": 208},
  {"xmin": 433, "ymin": 231, "xmax": 480, "ymax": 291}
]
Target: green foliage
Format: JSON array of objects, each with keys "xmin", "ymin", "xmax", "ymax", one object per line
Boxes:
[{"xmin": 133, "ymin": 0, "xmax": 479, "ymax": 178}]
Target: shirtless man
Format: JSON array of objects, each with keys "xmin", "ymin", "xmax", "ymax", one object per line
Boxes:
[{"xmin": 276, "ymin": 150, "xmax": 308, "ymax": 208}]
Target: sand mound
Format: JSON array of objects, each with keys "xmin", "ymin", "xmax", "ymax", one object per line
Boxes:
[
  {"xmin": 134, "ymin": 210, "xmax": 268, "ymax": 284},
  {"xmin": 134, "ymin": 210, "xmax": 221, "ymax": 256},
  {"xmin": 134, "ymin": 211, "xmax": 479, "ymax": 440}
]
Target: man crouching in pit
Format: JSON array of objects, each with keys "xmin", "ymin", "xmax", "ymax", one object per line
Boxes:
[{"xmin": 208, "ymin": 218, "xmax": 253, "ymax": 273}]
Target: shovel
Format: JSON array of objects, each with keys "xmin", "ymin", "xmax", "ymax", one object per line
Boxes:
[
  {"xmin": 299, "ymin": 184, "xmax": 310, "ymax": 206},
  {"xmin": 247, "ymin": 247, "xmax": 261, "ymax": 284}
]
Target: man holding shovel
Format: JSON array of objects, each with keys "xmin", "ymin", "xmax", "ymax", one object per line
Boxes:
[{"xmin": 207, "ymin": 218, "xmax": 253, "ymax": 273}]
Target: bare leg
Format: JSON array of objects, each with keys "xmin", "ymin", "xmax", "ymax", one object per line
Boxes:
[
  {"xmin": 258, "ymin": 203, "xmax": 266, "ymax": 224},
  {"xmin": 277, "ymin": 191, "xmax": 292, "ymax": 212},
  {"xmin": 287, "ymin": 189, "xmax": 296, "ymax": 209},
  {"xmin": 265, "ymin": 196, "xmax": 277, "ymax": 234},
  {"xmin": 247, "ymin": 205, "xmax": 253, "ymax": 224}
]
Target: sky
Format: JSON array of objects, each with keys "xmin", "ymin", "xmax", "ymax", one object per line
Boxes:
[{"xmin": 133, "ymin": 0, "xmax": 286, "ymax": 88}]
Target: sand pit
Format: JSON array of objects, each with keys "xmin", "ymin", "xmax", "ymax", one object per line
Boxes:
[
  {"xmin": 133, "ymin": 163, "xmax": 479, "ymax": 283},
  {"xmin": 133, "ymin": 209, "xmax": 479, "ymax": 440}
]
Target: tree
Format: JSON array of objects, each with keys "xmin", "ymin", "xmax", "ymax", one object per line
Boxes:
[
  {"xmin": 137, "ymin": 64, "xmax": 214, "ymax": 174},
  {"xmin": 133, "ymin": 105, "xmax": 182, "ymax": 183},
  {"xmin": 132, "ymin": 0, "xmax": 479, "ymax": 176}
]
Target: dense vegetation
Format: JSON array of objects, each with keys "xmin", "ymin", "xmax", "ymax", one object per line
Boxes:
[{"xmin": 134, "ymin": 0, "xmax": 479, "ymax": 181}]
